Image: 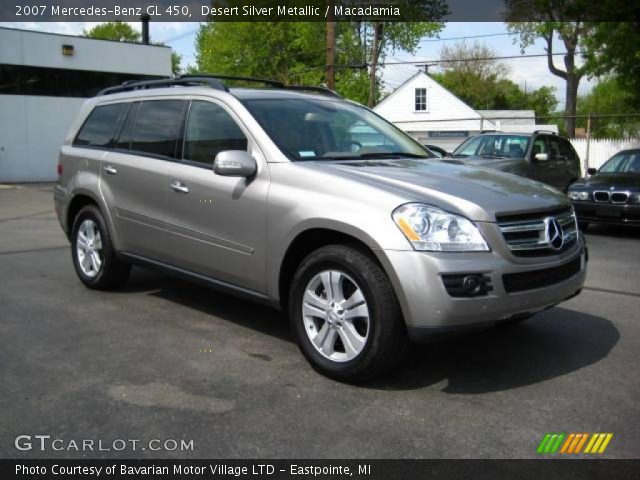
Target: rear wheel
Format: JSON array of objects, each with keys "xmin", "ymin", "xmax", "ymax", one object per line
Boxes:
[
  {"xmin": 71, "ymin": 205, "xmax": 130, "ymax": 290},
  {"xmin": 289, "ymin": 245, "xmax": 406, "ymax": 383}
]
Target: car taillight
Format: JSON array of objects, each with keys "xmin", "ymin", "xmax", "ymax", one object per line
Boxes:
[{"xmin": 57, "ymin": 163, "xmax": 63, "ymax": 176}]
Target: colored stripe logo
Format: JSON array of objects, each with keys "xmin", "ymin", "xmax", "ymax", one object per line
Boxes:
[{"xmin": 537, "ymin": 433, "xmax": 613, "ymax": 454}]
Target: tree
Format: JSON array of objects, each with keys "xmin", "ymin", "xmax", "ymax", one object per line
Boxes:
[
  {"xmin": 362, "ymin": 20, "xmax": 444, "ymax": 106},
  {"xmin": 439, "ymin": 41, "xmax": 509, "ymax": 82},
  {"xmin": 84, "ymin": 22, "xmax": 181, "ymax": 75},
  {"xmin": 194, "ymin": 21, "xmax": 444, "ymax": 106},
  {"xmin": 194, "ymin": 22, "xmax": 326, "ymax": 84},
  {"xmin": 83, "ymin": 21, "xmax": 140, "ymax": 42},
  {"xmin": 433, "ymin": 41, "xmax": 558, "ymax": 119},
  {"xmin": 583, "ymin": 20, "xmax": 640, "ymax": 110},
  {"xmin": 506, "ymin": 1, "xmax": 593, "ymax": 137},
  {"xmin": 577, "ymin": 77, "xmax": 640, "ymax": 139},
  {"xmin": 435, "ymin": 41, "xmax": 509, "ymax": 110}
]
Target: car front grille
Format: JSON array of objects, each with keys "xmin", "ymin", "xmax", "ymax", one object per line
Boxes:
[
  {"xmin": 503, "ymin": 257, "xmax": 581, "ymax": 293},
  {"xmin": 594, "ymin": 191, "xmax": 610, "ymax": 202},
  {"xmin": 594, "ymin": 191, "xmax": 630, "ymax": 204},
  {"xmin": 496, "ymin": 208, "xmax": 578, "ymax": 257}
]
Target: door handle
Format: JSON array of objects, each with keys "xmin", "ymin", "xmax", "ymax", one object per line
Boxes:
[
  {"xmin": 170, "ymin": 180, "xmax": 189, "ymax": 194},
  {"xmin": 103, "ymin": 165, "xmax": 117, "ymax": 175}
]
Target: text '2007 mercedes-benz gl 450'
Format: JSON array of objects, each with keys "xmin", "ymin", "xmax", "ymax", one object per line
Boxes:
[{"xmin": 55, "ymin": 75, "xmax": 587, "ymax": 382}]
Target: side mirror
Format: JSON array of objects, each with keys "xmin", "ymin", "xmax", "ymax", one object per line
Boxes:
[
  {"xmin": 587, "ymin": 167, "xmax": 597, "ymax": 175},
  {"xmin": 213, "ymin": 151, "xmax": 257, "ymax": 177},
  {"xmin": 534, "ymin": 153, "xmax": 549, "ymax": 162}
]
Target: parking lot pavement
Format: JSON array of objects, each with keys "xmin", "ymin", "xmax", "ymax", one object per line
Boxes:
[{"xmin": 1, "ymin": 184, "xmax": 639, "ymax": 459}]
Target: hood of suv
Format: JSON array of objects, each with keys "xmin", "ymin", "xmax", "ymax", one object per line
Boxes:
[{"xmin": 306, "ymin": 159, "xmax": 569, "ymax": 222}]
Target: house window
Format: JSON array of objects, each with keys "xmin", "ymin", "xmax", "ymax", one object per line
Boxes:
[{"xmin": 415, "ymin": 88, "xmax": 427, "ymax": 111}]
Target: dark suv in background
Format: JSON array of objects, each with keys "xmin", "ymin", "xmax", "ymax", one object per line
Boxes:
[{"xmin": 450, "ymin": 131, "xmax": 581, "ymax": 192}]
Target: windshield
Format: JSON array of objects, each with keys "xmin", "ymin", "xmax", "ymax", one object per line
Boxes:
[
  {"xmin": 599, "ymin": 151, "xmax": 640, "ymax": 173},
  {"xmin": 240, "ymin": 97, "xmax": 432, "ymax": 161},
  {"xmin": 452, "ymin": 135, "xmax": 530, "ymax": 159}
]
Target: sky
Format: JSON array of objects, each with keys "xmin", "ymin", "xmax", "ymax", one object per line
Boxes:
[{"xmin": 0, "ymin": 21, "xmax": 594, "ymax": 109}]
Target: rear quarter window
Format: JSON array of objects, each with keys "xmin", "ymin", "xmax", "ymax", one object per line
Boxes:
[{"xmin": 73, "ymin": 103, "xmax": 127, "ymax": 148}]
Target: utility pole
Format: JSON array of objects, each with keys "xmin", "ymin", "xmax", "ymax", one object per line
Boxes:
[
  {"xmin": 585, "ymin": 112, "xmax": 592, "ymax": 174},
  {"xmin": 368, "ymin": 22, "xmax": 383, "ymax": 108},
  {"xmin": 326, "ymin": 13, "xmax": 336, "ymax": 90}
]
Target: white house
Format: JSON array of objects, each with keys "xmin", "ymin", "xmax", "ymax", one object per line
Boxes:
[
  {"xmin": 374, "ymin": 71, "xmax": 557, "ymax": 152},
  {"xmin": 0, "ymin": 27, "xmax": 172, "ymax": 182},
  {"xmin": 374, "ymin": 71, "xmax": 496, "ymax": 152}
]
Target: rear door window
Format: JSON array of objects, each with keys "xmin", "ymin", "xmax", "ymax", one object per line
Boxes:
[
  {"xmin": 74, "ymin": 103, "xmax": 127, "ymax": 148},
  {"xmin": 130, "ymin": 100, "xmax": 186, "ymax": 159}
]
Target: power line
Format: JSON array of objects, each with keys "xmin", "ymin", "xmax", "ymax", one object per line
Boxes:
[
  {"xmin": 160, "ymin": 28, "xmax": 199, "ymax": 44},
  {"xmin": 418, "ymin": 32, "xmax": 518, "ymax": 43},
  {"xmin": 378, "ymin": 51, "xmax": 583, "ymax": 67}
]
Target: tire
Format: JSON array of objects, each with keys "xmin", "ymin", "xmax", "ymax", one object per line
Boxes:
[
  {"xmin": 288, "ymin": 244, "xmax": 407, "ymax": 383},
  {"xmin": 71, "ymin": 205, "xmax": 131, "ymax": 290},
  {"xmin": 578, "ymin": 222, "xmax": 589, "ymax": 232}
]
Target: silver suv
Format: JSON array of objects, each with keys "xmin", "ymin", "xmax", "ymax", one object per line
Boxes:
[{"xmin": 54, "ymin": 75, "xmax": 587, "ymax": 382}]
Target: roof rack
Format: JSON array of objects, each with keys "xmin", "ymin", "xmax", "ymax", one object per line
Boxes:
[
  {"xmin": 283, "ymin": 85, "xmax": 341, "ymax": 98},
  {"xmin": 97, "ymin": 77, "xmax": 227, "ymax": 96},
  {"xmin": 97, "ymin": 73, "xmax": 341, "ymax": 98},
  {"xmin": 532, "ymin": 129, "xmax": 557, "ymax": 135},
  {"xmin": 178, "ymin": 73, "xmax": 284, "ymax": 88},
  {"xmin": 182, "ymin": 73, "xmax": 341, "ymax": 98}
]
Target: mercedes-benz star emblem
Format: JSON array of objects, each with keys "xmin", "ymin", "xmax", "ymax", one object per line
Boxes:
[{"xmin": 545, "ymin": 217, "xmax": 564, "ymax": 250}]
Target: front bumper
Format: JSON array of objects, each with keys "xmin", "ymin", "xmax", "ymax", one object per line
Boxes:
[
  {"xmin": 573, "ymin": 201, "xmax": 640, "ymax": 225},
  {"xmin": 379, "ymin": 238, "xmax": 587, "ymax": 342}
]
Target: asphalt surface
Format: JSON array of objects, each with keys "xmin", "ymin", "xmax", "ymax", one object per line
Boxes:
[{"xmin": 1, "ymin": 184, "xmax": 639, "ymax": 459}]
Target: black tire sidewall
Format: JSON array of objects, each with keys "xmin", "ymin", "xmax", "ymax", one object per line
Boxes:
[
  {"xmin": 71, "ymin": 205, "xmax": 117, "ymax": 288},
  {"xmin": 289, "ymin": 246, "xmax": 400, "ymax": 381}
]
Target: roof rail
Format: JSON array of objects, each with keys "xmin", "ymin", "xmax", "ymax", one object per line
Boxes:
[
  {"xmin": 283, "ymin": 85, "xmax": 341, "ymax": 98},
  {"xmin": 98, "ymin": 73, "xmax": 342, "ymax": 99},
  {"xmin": 179, "ymin": 74, "xmax": 284, "ymax": 88},
  {"xmin": 97, "ymin": 77, "xmax": 227, "ymax": 96},
  {"xmin": 532, "ymin": 129, "xmax": 557, "ymax": 135},
  {"xmin": 180, "ymin": 73, "xmax": 341, "ymax": 97}
]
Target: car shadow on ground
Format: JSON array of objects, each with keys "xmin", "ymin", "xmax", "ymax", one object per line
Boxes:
[
  {"xmin": 120, "ymin": 268, "xmax": 619, "ymax": 393},
  {"xmin": 368, "ymin": 308, "xmax": 619, "ymax": 393},
  {"xmin": 120, "ymin": 267, "xmax": 293, "ymax": 342},
  {"xmin": 585, "ymin": 224, "xmax": 640, "ymax": 238}
]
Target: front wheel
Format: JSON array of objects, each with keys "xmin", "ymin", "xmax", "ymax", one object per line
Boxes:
[
  {"xmin": 71, "ymin": 205, "xmax": 131, "ymax": 290},
  {"xmin": 289, "ymin": 245, "xmax": 406, "ymax": 383}
]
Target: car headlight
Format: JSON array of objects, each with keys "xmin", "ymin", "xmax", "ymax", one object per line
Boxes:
[
  {"xmin": 392, "ymin": 204, "xmax": 489, "ymax": 252},
  {"xmin": 568, "ymin": 190, "xmax": 589, "ymax": 201}
]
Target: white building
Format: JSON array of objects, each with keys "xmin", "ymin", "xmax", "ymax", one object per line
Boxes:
[
  {"xmin": 374, "ymin": 71, "xmax": 557, "ymax": 152},
  {"xmin": 477, "ymin": 110, "xmax": 558, "ymax": 134},
  {"xmin": 0, "ymin": 27, "xmax": 172, "ymax": 182}
]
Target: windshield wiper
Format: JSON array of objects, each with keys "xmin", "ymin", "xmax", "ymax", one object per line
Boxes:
[
  {"xmin": 327, "ymin": 151, "xmax": 430, "ymax": 160},
  {"xmin": 450, "ymin": 154, "xmax": 468, "ymax": 158}
]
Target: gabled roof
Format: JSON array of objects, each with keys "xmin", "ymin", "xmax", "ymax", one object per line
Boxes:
[
  {"xmin": 375, "ymin": 70, "xmax": 497, "ymax": 130},
  {"xmin": 375, "ymin": 71, "xmax": 424, "ymax": 110}
]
